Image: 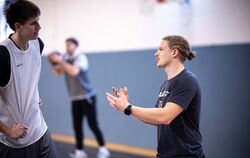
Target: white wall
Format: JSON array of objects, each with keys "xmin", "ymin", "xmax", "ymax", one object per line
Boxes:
[
  {"xmin": 0, "ymin": 0, "xmax": 6, "ymax": 41},
  {"xmin": 31, "ymin": 0, "xmax": 250, "ymax": 54}
]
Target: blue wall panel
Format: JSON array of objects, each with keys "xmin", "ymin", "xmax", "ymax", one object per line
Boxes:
[{"xmin": 39, "ymin": 44, "xmax": 250, "ymax": 157}]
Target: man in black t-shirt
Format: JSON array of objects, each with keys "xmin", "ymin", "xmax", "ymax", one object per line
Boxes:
[{"xmin": 106, "ymin": 35, "xmax": 205, "ymax": 158}]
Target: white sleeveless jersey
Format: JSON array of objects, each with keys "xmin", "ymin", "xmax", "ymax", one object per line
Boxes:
[{"xmin": 0, "ymin": 38, "xmax": 47, "ymax": 148}]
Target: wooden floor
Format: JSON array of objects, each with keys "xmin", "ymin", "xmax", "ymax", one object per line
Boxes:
[{"xmin": 54, "ymin": 141, "xmax": 153, "ymax": 158}]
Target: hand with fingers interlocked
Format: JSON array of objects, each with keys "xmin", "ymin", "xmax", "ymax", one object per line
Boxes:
[{"xmin": 6, "ymin": 123, "xmax": 28, "ymax": 139}]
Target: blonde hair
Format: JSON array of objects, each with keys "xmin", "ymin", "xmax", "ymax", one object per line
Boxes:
[{"xmin": 163, "ymin": 35, "xmax": 196, "ymax": 61}]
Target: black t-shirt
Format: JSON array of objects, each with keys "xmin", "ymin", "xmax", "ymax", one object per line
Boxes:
[
  {"xmin": 155, "ymin": 69, "xmax": 204, "ymax": 158},
  {"xmin": 0, "ymin": 36, "xmax": 44, "ymax": 87}
]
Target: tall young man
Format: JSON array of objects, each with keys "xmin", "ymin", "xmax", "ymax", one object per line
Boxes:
[{"xmin": 0, "ymin": 0, "xmax": 58, "ymax": 157}]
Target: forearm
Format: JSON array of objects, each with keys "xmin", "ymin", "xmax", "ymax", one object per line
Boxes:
[
  {"xmin": 60, "ymin": 60, "xmax": 79, "ymax": 76},
  {"xmin": 106, "ymin": 87, "xmax": 183, "ymax": 126},
  {"xmin": 141, "ymin": 120, "xmax": 157, "ymax": 126},
  {"xmin": 131, "ymin": 106, "xmax": 170, "ymax": 125},
  {"xmin": 49, "ymin": 63, "xmax": 64, "ymax": 76},
  {"xmin": 0, "ymin": 121, "xmax": 9, "ymax": 135},
  {"xmin": 132, "ymin": 107, "xmax": 157, "ymax": 126},
  {"xmin": 0, "ymin": 121, "xmax": 28, "ymax": 139}
]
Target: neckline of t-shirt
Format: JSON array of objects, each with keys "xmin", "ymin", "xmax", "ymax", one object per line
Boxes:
[
  {"xmin": 8, "ymin": 36, "xmax": 31, "ymax": 54},
  {"xmin": 168, "ymin": 69, "xmax": 187, "ymax": 82}
]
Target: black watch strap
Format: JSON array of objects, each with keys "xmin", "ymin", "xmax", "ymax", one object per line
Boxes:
[{"xmin": 124, "ymin": 104, "xmax": 132, "ymax": 116}]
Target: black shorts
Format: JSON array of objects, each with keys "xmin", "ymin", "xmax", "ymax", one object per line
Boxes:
[{"xmin": 0, "ymin": 130, "xmax": 58, "ymax": 158}]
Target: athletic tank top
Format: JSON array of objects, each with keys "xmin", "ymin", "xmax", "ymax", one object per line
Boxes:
[
  {"xmin": 64, "ymin": 54, "xmax": 96, "ymax": 101},
  {"xmin": 0, "ymin": 38, "xmax": 47, "ymax": 148}
]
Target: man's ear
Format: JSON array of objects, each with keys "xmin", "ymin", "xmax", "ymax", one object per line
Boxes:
[
  {"xmin": 14, "ymin": 22, "xmax": 22, "ymax": 31},
  {"xmin": 172, "ymin": 49, "xmax": 179, "ymax": 57}
]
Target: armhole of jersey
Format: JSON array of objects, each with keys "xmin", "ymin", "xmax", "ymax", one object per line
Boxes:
[
  {"xmin": 77, "ymin": 54, "xmax": 89, "ymax": 71},
  {"xmin": 38, "ymin": 38, "xmax": 44, "ymax": 55},
  {"xmin": 0, "ymin": 45, "xmax": 11, "ymax": 88}
]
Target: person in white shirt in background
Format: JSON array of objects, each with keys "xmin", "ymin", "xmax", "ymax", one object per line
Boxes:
[{"xmin": 48, "ymin": 37, "xmax": 110, "ymax": 158}]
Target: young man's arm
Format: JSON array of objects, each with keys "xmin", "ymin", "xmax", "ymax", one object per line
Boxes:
[
  {"xmin": 0, "ymin": 121, "xmax": 28, "ymax": 139},
  {"xmin": 107, "ymin": 76, "xmax": 196, "ymax": 125},
  {"xmin": 0, "ymin": 47, "xmax": 28, "ymax": 139},
  {"xmin": 59, "ymin": 54, "xmax": 89, "ymax": 77},
  {"xmin": 106, "ymin": 92, "xmax": 183, "ymax": 125},
  {"xmin": 49, "ymin": 63, "xmax": 65, "ymax": 76},
  {"xmin": 48, "ymin": 53, "xmax": 65, "ymax": 76},
  {"xmin": 59, "ymin": 60, "xmax": 80, "ymax": 77},
  {"xmin": 107, "ymin": 87, "xmax": 183, "ymax": 126},
  {"xmin": 131, "ymin": 103, "xmax": 183, "ymax": 125},
  {"xmin": 47, "ymin": 53, "xmax": 81, "ymax": 77},
  {"xmin": 0, "ymin": 121, "xmax": 9, "ymax": 136},
  {"xmin": 0, "ymin": 46, "xmax": 11, "ymax": 87}
]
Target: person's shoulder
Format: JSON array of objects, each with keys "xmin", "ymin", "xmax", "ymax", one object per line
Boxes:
[
  {"xmin": 186, "ymin": 70, "xmax": 199, "ymax": 82},
  {"xmin": 0, "ymin": 45, "xmax": 7, "ymax": 49},
  {"xmin": 177, "ymin": 70, "xmax": 199, "ymax": 86},
  {"xmin": 29, "ymin": 38, "xmax": 44, "ymax": 54},
  {"xmin": 0, "ymin": 37, "xmax": 12, "ymax": 46},
  {"xmin": 0, "ymin": 45, "xmax": 10, "ymax": 67},
  {"xmin": 76, "ymin": 53, "xmax": 88, "ymax": 60},
  {"xmin": 77, "ymin": 52, "xmax": 87, "ymax": 57},
  {"xmin": 180, "ymin": 70, "xmax": 198, "ymax": 79},
  {"xmin": 0, "ymin": 45, "xmax": 10, "ymax": 57}
]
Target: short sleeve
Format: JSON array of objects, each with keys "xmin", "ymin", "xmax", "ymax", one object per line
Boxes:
[
  {"xmin": 74, "ymin": 54, "xmax": 89, "ymax": 71},
  {"xmin": 0, "ymin": 45, "xmax": 11, "ymax": 87},
  {"xmin": 167, "ymin": 75, "xmax": 197, "ymax": 109}
]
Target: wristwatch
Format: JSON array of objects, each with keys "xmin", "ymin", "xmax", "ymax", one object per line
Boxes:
[{"xmin": 124, "ymin": 104, "xmax": 132, "ymax": 116}]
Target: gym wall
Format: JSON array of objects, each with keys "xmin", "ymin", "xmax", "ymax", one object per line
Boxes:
[
  {"xmin": 31, "ymin": 0, "xmax": 250, "ymax": 53},
  {"xmin": 40, "ymin": 43, "xmax": 250, "ymax": 158}
]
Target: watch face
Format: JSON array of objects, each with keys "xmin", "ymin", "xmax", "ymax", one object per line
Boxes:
[
  {"xmin": 125, "ymin": 109, "xmax": 130, "ymax": 115},
  {"xmin": 124, "ymin": 105, "xmax": 132, "ymax": 115}
]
